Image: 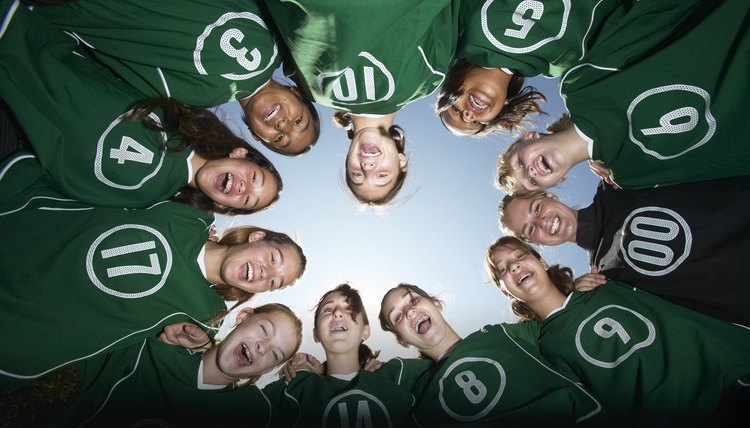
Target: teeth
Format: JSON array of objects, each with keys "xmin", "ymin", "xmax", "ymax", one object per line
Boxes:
[
  {"xmin": 246, "ymin": 262, "xmax": 254, "ymax": 282},
  {"xmin": 265, "ymin": 105, "xmax": 280, "ymax": 122},
  {"xmin": 222, "ymin": 173, "xmax": 233, "ymax": 194},
  {"xmin": 551, "ymin": 217, "xmax": 560, "ymax": 235},
  {"xmin": 517, "ymin": 273, "xmax": 531, "ymax": 285},
  {"xmin": 330, "ymin": 324, "xmax": 349, "ymax": 332},
  {"xmin": 241, "ymin": 344, "xmax": 252, "ymax": 364},
  {"xmin": 537, "ymin": 156, "xmax": 551, "ymax": 174},
  {"xmin": 468, "ymin": 94, "xmax": 488, "ymax": 110},
  {"xmin": 414, "ymin": 315, "xmax": 429, "ymax": 333}
]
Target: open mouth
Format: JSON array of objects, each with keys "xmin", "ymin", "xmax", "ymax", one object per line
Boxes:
[
  {"xmin": 550, "ymin": 216, "xmax": 560, "ymax": 235},
  {"xmin": 360, "ymin": 143, "xmax": 381, "ymax": 157},
  {"xmin": 330, "ymin": 323, "xmax": 349, "ymax": 332},
  {"xmin": 414, "ymin": 315, "xmax": 431, "ymax": 334},
  {"xmin": 216, "ymin": 173, "xmax": 234, "ymax": 194},
  {"xmin": 240, "ymin": 262, "xmax": 254, "ymax": 282},
  {"xmin": 236, "ymin": 342, "xmax": 253, "ymax": 366},
  {"xmin": 467, "ymin": 93, "xmax": 489, "ymax": 112},
  {"xmin": 517, "ymin": 272, "xmax": 532, "ymax": 286},
  {"xmin": 534, "ymin": 155, "xmax": 552, "ymax": 175},
  {"xmin": 264, "ymin": 104, "xmax": 280, "ymax": 123}
]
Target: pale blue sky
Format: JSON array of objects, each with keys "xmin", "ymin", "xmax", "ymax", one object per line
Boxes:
[{"xmin": 213, "ymin": 73, "xmax": 600, "ymax": 382}]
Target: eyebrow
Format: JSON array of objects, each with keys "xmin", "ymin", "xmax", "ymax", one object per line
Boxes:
[
  {"xmin": 521, "ymin": 201, "xmax": 535, "ymax": 237},
  {"xmin": 270, "ymin": 246, "xmax": 284, "ymax": 289},
  {"xmin": 268, "ymin": 320, "xmax": 287, "ymax": 360}
]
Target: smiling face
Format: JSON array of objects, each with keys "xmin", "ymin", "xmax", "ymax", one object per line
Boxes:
[
  {"xmin": 313, "ymin": 291, "xmax": 369, "ymax": 355},
  {"xmin": 503, "ymin": 193, "xmax": 578, "ymax": 246},
  {"xmin": 510, "ymin": 134, "xmax": 570, "ymax": 193},
  {"xmin": 194, "ymin": 148, "xmax": 279, "ymax": 210},
  {"xmin": 439, "ymin": 67, "xmax": 510, "ymax": 135},
  {"xmin": 243, "ymin": 83, "xmax": 316, "ymax": 155},
  {"xmin": 345, "ymin": 127, "xmax": 408, "ymax": 203},
  {"xmin": 219, "ymin": 234, "xmax": 303, "ymax": 294},
  {"xmin": 216, "ymin": 310, "xmax": 299, "ymax": 379},
  {"xmin": 380, "ymin": 287, "xmax": 449, "ymax": 355},
  {"xmin": 489, "ymin": 245, "xmax": 552, "ymax": 304}
]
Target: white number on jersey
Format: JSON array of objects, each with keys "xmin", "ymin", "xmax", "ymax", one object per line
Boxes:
[
  {"xmin": 504, "ymin": 0, "xmax": 545, "ymax": 39},
  {"xmin": 220, "ymin": 28, "xmax": 262, "ymax": 72},
  {"xmin": 109, "ymin": 136, "xmax": 155, "ymax": 165}
]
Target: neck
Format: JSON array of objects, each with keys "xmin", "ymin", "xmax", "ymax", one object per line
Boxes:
[
  {"xmin": 324, "ymin": 346, "xmax": 363, "ymax": 375},
  {"xmin": 424, "ymin": 326, "xmax": 462, "ymax": 362},
  {"xmin": 349, "ymin": 112, "xmax": 397, "ymax": 132},
  {"xmin": 530, "ymin": 288, "xmax": 567, "ymax": 320},
  {"xmin": 203, "ymin": 241, "xmax": 228, "ymax": 284},
  {"xmin": 201, "ymin": 347, "xmax": 237, "ymax": 385},
  {"xmin": 188, "ymin": 152, "xmax": 207, "ymax": 188},
  {"xmin": 557, "ymin": 126, "xmax": 591, "ymax": 165}
]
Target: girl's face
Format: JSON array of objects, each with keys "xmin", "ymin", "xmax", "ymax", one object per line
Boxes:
[
  {"xmin": 216, "ymin": 310, "xmax": 299, "ymax": 379},
  {"xmin": 503, "ymin": 193, "xmax": 578, "ymax": 246},
  {"xmin": 314, "ymin": 291, "xmax": 369, "ymax": 354},
  {"xmin": 218, "ymin": 235, "xmax": 303, "ymax": 293},
  {"xmin": 439, "ymin": 67, "xmax": 509, "ymax": 135},
  {"xmin": 244, "ymin": 85, "xmax": 315, "ymax": 155},
  {"xmin": 346, "ymin": 127, "xmax": 407, "ymax": 202},
  {"xmin": 489, "ymin": 245, "xmax": 552, "ymax": 302},
  {"xmin": 511, "ymin": 134, "xmax": 570, "ymax": 193},
  {"xmin": 195, "ymin": 148, "xmax": 279, "ymax": 210},
  {"xmin": 381, "ymin": 288, "xmax": 447, "ymax": 353}
]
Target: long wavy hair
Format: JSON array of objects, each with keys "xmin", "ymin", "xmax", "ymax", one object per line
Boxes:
[
  {"xmin": 485, "ymin": 236, "xmax": 574, "ymax": 322},
  {"xmin": 126, "ymin": 98, "xmax": 283, "ymax": 214},
  {"xmin": 436, "ymin": 59, "xmax": 547, "ymax": 137},
  {"xmin": 314, "ymin": 283, "xmax": 380, "ymax": 372}
]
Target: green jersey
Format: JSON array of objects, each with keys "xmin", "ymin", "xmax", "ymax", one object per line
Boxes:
[
  {"xmin": 411, "ymin": 323, "xmax": 601, "ymax": 427},
  {"xmin": 265, "ymin": 358, "xmax": 431, "ymax": 427},
  {"xmin": 456, "ymin": 0, "xmax": 622, "ymax": 77},
  {"xmin": 0, "ymin": 4, "xmax": 194, "ymax": 208},
  {"xmin": 560, "ymin": 0, "xmax": 749, "ymax": 188},
  {"xmin": 262, "ymin": 0, "xmax": 459, "ymax": 114},
  {"xmin": 61, "ymin": 337, "xmax": 273, "ymax": 427},
  {"xmin": 33, "ymin": 0, "xmax": 281, "ymax": 107},
  {"xmin": 0, "ymin": 155, "xmax": 224, "ymax": 391},
  {"xmin": 539, "ymin": 281, "xmax": 750, "ymax": 425}
]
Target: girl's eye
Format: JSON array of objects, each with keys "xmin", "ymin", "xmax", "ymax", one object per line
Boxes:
[
  {"xmin": 500, "ymin": 268, "xmax": 507, "ymax": 276},
  {"xmin": 324, "ymin": 308, "xmax": 332, "ymax": 313},
  {"xmin": 272, "ymin": 351, "xmax": 279, "ymax": 361},
  {"xmin": 394, "ymin": 313, "xmax": 402, "ymax": 324},
  {"xmin": 530, "ymin": 178, "xmax": 538, "ymax": 186},
  {"xmin": 528, "ymin": 225, "xmax": 535, "ymax": 235},
  {"xmin": 378, "ymin": 173, "xmax": 387, "ymax": 178},
  {"xmin": 533, "ymin": 203, "xmax": 540, "ymax": 215},
  {"xmin": 261, "ymin": 325, "xmax": 268, "ymax": 336},
  {"xmin": 295, "ymin": 117, "xmax": 302, "ymax": 125}
]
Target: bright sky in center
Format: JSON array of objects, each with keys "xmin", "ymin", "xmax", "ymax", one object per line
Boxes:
[{"xmin": 213, "ymin": 72, "xmax": 600, "ymax": 384}]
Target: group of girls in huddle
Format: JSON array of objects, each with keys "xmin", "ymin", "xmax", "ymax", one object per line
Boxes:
[{"xmin": 2, "ymin": 0, "xmax": 750, "ymax": 425}]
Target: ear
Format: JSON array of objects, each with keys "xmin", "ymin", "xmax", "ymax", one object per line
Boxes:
[
  {"xmin": 247, "ymin": 230, "xmax": 267, "ymax": 243},
  {"xmin": 312, "ymin": 328, "xmax": 320, "ymax": 343},
  {"xmin": 361, "ymin": 325, "xmax": 371, "ymax": 342},
  {"xmin": 540, "ymin": 258, "xmax": 550, "ymax": 270},
  {"xmin": 544, "ymin": 192, "xmax": 559, "ymax": 201},
  {"xmin": 398, "ymin": 153, "xmax": 408, "ymax": 172},
  {"xmin": 521, "ymin": 131, "xmax": 540, "ymax": 142},
  {"xmin": 396, "ymin": 337, "xmax": 409, "ymax": 348},
  {"xmin": 234, "ymin": 307, "xmax": 255, "ymax": 326},
  {"xmin": 230, "ymin": 147, "xmax": 249, "ymax": 158},
  {"xmin": 250, "ymin": 131, "xmax": 261, "ymax": 142}
]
